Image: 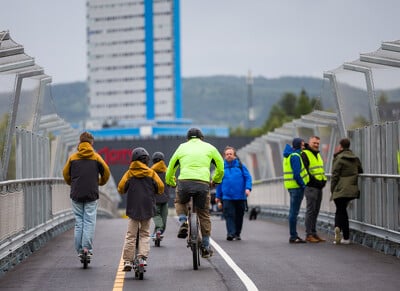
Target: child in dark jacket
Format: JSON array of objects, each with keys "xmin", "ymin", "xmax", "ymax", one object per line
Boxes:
[
  {"xmin": 118, "ymin": 147, "xmax": 164, "ymax": 271},
  {"xmin": 150, "ymin": 151, "xmax": 170, "ymax": 239}
]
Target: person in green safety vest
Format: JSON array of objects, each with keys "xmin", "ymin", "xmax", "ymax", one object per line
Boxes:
[
  {"xmin": 283, "ymin": 137, "xmax": 309, "ymax": 244},
  {"xmin": 397, "ymin": 150, "xmax": 400, "ymax": 174},
  {"xmin": 301, "ymin": 136, "xmax": 327, "ymax": 243}
]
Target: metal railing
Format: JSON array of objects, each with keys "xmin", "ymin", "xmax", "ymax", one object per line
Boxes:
[
  {"xmin": 0, "ymin": 178, "xmax": 120, "ymax": 274},
  {"xmin": 248, "ymin": 173, "xmax": 400, "ymax": 256}
]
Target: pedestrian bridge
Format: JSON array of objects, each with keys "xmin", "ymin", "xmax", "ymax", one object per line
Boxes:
[{"xmin": 1, "ymin": 32, "xmax": 400, "ymax": 289}]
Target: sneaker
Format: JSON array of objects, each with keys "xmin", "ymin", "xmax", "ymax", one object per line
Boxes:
[
  {"xmin": 234, "ymin": 235, "xmax": 241, "ymax": 241},
  {"xmin": 177, "ymin": 222, "xmax": 188, "ymax": 239},
  {"xmin": 289, "ymin": 237, "xmax": 306, "ymax": 244},
  {"xmin": 226, "ymin": 235, "xmax": 234, "ymax": 241},
  {"xmin": 313, "ymin": 234, "xmax": 326, "ymax": 242},
  {"xmin": 201, "ymin": 246, "xmax": 214, "ymax": 258},
  {"xmin": 79, "ymin": 250, "xmax": 92, "ymax": 260},
  {"xmin": 334, "ymin": 227, "xmax": 341, "ymax": 244},
  {"xmin": 306, "ymin": 235, "xmax": 320, "ymax": 243},
  {"xmin": 340, "ymin": 238, "xmax": 350, "ymax": 245},
  {"xmin": 123, "ymin": 261, "xmax": 133, "ymax": 272}
]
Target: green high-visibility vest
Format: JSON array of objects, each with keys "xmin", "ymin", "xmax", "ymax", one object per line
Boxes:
[
  {"xmin": 283, "ymin": 152, "xmax": 309, "ymax": 189},
  {"xmin": 397, "ymin": 151, "xmax": 400, "ymax": 174},
  {"xmin": 303, "ymin": 150, "xmax": 327, "ymax": 181}
]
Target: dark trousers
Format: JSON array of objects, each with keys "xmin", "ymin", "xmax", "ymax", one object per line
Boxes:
[
  {"xmin": 304, "ymin": 186, "xmax": 323, "ymax": 236},
  {"xmin": 222, "ymin": 199, "xmax": 246, "ymax": 237},
  {"xmin": 334, "ymin": 197, "xmax": 352, "ymax": 240}
]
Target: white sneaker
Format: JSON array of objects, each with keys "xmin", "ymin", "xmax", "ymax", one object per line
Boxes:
[
  {"xmin": 334, "ymin": 227, "xmax": 341, "ymax": 244},
  {"xmin": 123, "ymin": 261, "xmax": 133, "ymax": 272},
  {"xmin": 340, "ymin": 238, "xmax": 350, "ymax": 245}
]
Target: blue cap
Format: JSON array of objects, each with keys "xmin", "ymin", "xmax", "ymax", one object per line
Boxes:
[{"xmin": 292, "ymin": 138, "xmax": 303, "ymax": 150}]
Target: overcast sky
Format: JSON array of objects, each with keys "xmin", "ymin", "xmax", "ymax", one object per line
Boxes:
[{"xmin": 1, "ymin": 0, "xmax": 399, "ymax": 84}]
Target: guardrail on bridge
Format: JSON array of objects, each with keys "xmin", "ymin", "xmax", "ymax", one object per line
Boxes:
[{"xmin": 0, "ymin": 178, "xmax": 119, "ymax": 277}]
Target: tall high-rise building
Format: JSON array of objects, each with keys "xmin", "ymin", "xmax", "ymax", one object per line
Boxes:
[{"xmin": 86, "ymin": 0, "xmax": 182, "ymax": 128}]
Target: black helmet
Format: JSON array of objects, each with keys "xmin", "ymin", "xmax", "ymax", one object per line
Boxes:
[
  {"xmin": 131, "ymin": 147, "xmax": 150, "ymax": 165},
  {"xmin": 152, "ymin": 151, "xmax": 164, "ymax": 163},
  {"xmin": 186, "ymin": 127, "xmax": 204, "ymax": 140}
]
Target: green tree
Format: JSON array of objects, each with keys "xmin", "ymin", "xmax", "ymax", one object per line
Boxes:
[
  {"xmin": 350, "ymin": 115, "xmax": 369, "ymax": 129},
  {"xmin": 377, "ymin": 92, "xmax": 389, "ymax": 105},
  {"xmin": 0, "ymin": 113, "xmax": 16, "ymax": 180},
  {"xmin": 230, "ymin": 89, "xmax": 322, "ymax": 137},
  {"xmin": 279, "ymin": 92, "xmax": 297, "ymax": 117},
  {"xmin": 262, "ymin": 104, "xmax": 290, "ymax": 133},
  {"xmin": 295, "ymin": 89, "xmax": 313, "ymax": 117}
]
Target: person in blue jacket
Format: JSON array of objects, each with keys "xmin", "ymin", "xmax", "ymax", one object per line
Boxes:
[
  {"xmin": 216, "ymin": 146, "xmax": 252, "ymax": 241},
  {"xmin": 283, "ymin": 137, "xmax": 309, "ymax": 243}
]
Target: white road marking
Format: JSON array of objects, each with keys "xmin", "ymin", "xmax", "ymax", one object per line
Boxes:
[{"xmin": 210, "ymin": 238, "xmax": 259, "ymax": 291}]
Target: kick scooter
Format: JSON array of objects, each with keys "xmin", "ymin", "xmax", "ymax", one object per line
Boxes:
[
  {"xmin": 152, "ymin": 230, "xmax": 163, "ymax": 247},
  {"xmin": 133, "ymin": 229, "xmax": 146, "ymax": 279},
  {"xmin": 80, "ymin": 248, "xmax": 91, "ymax": 269}
]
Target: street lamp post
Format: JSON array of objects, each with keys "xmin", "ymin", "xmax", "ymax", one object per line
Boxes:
[{"xmin": 247, "ymin": 70, "xmax": 254, "ymax": 129}]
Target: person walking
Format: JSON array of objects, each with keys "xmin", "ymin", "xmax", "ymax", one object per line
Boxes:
[
  {"xmin": 330, "ymin": 138, "xmax": 363, "ymax": 245},
  {"xmin": 215, "ymin": 146, "xmax": 252, "ymax": 241},
  {"xmin": 118, "ymin": 147, "xmax": 164, "ymax": 271},
  {"xmin": 150, "ymin": 151, "xmax": 170, "ymax": 239},
  {"xmin": 283, "ymin": 137, "xmax": 309, "ymax": 243},
  {"xmin": 62, "ymin": 131, "xmax": 110, "ymax": 259},
  {"xmin": 301, "ymin": 136, "xmax": 327, "ymax": 243},
  {"xmin": 166, "ymin": 128, "xmax": 224, "ymax": 258}
]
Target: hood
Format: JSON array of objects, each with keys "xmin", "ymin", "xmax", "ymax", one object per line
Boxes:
[
  {"xmin": 77, "ymin": 142, "xmax": 95, "ymax": 159},
  {"xmin": 129, "ymin": 160, "xmax": 154, "ymax": 178},
  {"xmin": 151, "ymin": 160, "xmax": 167, "ymax": 172},
  {"xmin": 283, "ymin": 144, "xmax": 294, "ymax": 158},
  {"xmin": 335, "ymin": 149, "xmax": 357, "ymax": 160}
]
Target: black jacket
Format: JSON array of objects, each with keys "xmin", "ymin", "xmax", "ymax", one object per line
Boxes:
[
  {"xmin": 118, "ymin": 160, "xmax": 164, "ymax": 220},
  {"xmin": 63, "ymin": 142, "xmax": 110, "ymax": 202}
]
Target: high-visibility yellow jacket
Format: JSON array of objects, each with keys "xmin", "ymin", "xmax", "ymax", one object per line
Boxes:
[
  {"xmin": 283, "ymin": 152, "xmax": 309, "ymax": 189},
  {"xmin": 303, "ymin": 150, "xmax": 327, "ymax": 182}
]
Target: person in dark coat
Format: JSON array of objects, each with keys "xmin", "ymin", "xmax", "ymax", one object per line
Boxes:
[
  {"xmin": 330, "ymin": 138, "xmax": 363, "ymax": 245},
  {"xmin": 63, "ymin": 131, "xmax": 110, "ymax": 259},
  {"xmin": 150, "ymin": 151, "xmax": 170, "ymax": 238},
  {"xmin": 118, "ymin": 147, "xmax": 164, "ymax": 271}
]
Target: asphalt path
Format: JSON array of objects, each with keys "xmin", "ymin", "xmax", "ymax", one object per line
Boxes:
[{"xmin": 1, "ymin": 213, "xmax": 400, "ymax": 291}]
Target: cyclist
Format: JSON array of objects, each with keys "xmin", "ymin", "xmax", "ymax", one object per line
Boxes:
[{"xmin": 166, "ymin": 128, "xmax": 224, "ymax": 258}]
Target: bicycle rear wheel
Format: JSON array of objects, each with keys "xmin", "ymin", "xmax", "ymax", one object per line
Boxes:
[{"xmin": 190, "ymin": 213, "xmax": 200, "ymax": 270}]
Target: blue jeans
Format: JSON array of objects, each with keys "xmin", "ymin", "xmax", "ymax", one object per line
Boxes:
[
  {"xmin": 71, "ymin": 199, "xmax": 98, "ymax": 254},
  {"xmin": 288, "ymin": 188, "xmax": 305, "ymax": 240},
  {"xmin": 222, "ymin": 200, "xmax": 246, "ymax": 237}
]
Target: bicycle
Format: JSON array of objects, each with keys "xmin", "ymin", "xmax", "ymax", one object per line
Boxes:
[{"xmin": 187, "ymin": 195, "xmax": 202, "ymax": 270}]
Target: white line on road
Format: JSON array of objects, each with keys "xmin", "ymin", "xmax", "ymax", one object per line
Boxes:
[{"xmin": 210, "ymin": 238, "xmax": 259, "ymax": 291}]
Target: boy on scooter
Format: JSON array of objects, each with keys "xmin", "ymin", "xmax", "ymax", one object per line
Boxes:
[{"xmin": 118, "ymin": 147, "xmax": 164, "ymax": 271}]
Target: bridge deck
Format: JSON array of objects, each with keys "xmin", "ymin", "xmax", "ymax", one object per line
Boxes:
[{"xmin": 1, "ymin": 215, "xmax": 399, "ymax": 291}]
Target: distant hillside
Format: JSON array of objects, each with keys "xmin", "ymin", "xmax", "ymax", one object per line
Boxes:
[
  {"xmin": 49, "ymin": 76, "xmax": 400, "ymax": 128},
  {"xmin": 50, "ymin": 81, "xmax": 88, "ymax": 124},
  {"xmin": 181, "ymin": 76, "xmax": 328, "ymax": 128},
  {"xmin": 50, "ymin": 76, "xmax": 327, "ymax": 128}
]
